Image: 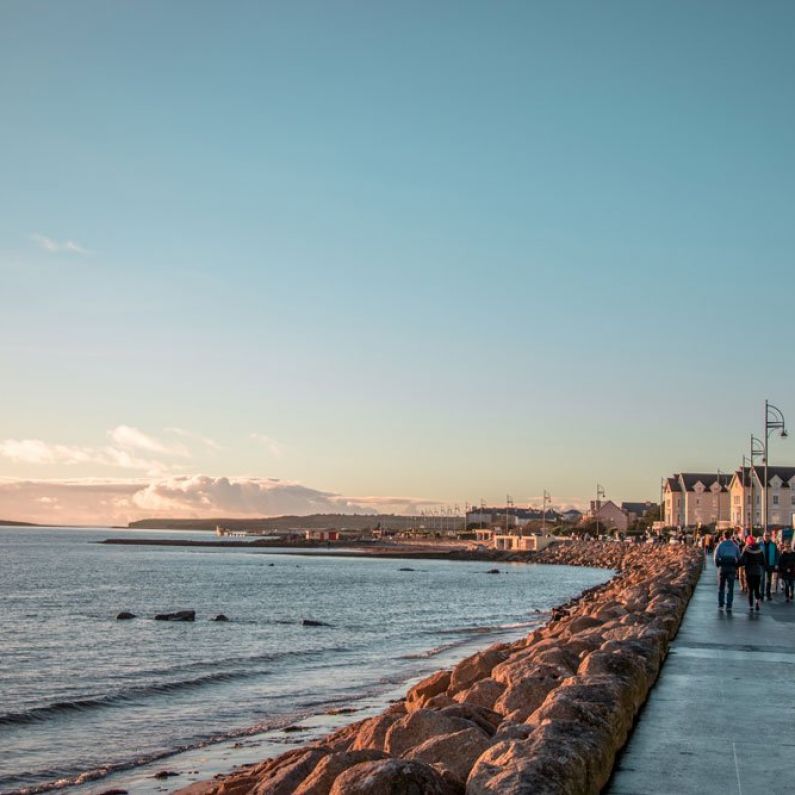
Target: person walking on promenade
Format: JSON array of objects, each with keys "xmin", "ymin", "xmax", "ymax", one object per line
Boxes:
[
  {"xmin": 714, "ymin": 529, "xmax": 741, "ymax": 611},
  {"xmin": 779, "ymin": 542, "xmax": 795, "ymax": 603},
  {"xmin": 740, "ymin": 535, "xmax": 766, "ymax": 611},
  {"xmin": 736, "ymin": 529, "xmax": 748, "ymax": 593},
  {"xmin": 761, "ymin": 530, "xmax": 780, "ymax": 600}
]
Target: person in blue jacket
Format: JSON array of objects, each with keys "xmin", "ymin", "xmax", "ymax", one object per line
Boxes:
[
  {"xmin": 714, "ymin": 529, "xmax": 741, "ymax": 611},
  {"xmin": 760, "ymin": 530, "xmax": 780, "ymax": 600}
]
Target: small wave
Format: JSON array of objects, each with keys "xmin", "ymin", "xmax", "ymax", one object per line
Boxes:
[
  {"xmin": 431, "ymin": 618, "xmax": 543, "ymax": 636},
  {"xmin": 103, "ymin": 644, "xmax": 353, "ymax": 683},
  {"xmin": 1, "ymin": 643, "xmax": 356, "ymax": 727},
  {"xmin": 0, "ymin": 707, "xmax": 322, "ymax": 795},
  {"xmin": 399, "ymin": 638, "xmax": 473, "ymax": 659},
  {"xmin": 0, "ymin": 671, "xmax": 266, "ymax": 727}
]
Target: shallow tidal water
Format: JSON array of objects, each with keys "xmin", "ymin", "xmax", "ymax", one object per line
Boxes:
[{"xmin": 0, "ymin": 526, "xmax": 612, "ymax": 794}]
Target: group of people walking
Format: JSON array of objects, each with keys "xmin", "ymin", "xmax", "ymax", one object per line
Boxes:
[{"xmin": 713, "ymin": 529, "xmax": 795, "ymax": 611}]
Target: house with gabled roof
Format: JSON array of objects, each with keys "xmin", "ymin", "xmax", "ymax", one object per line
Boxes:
[
  {"xmin": 621, "ymin": 502, "xmax": 655, "ymax": 522},
  {"xmin": 728, "ymin": 466, "xmax": 795, "ymax": 529},
  {"xmin": 663, "ymin": 473, "xmax": 731, "ymax": 528}
]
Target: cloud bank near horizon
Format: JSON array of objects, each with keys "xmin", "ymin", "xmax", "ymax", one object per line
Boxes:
[{"xmin": 0, "ymin": 475, "xmax": 441, "ymax": 526}]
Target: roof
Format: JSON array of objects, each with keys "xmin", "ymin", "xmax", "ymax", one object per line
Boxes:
[
  {"xmin": 756, "ymin": 466, "xmax": 795, "ymax": 487},
  {"xmin": 735, "ymin": 466, "xmax": 753, "ymax": 488},
  {"xmin": 732, "ymin": 466, "xmax": 795, "ymax": 488},
  {"xmin": 666, "ymin": 477, "xmax": 682, "ymax": 493},
  {"xmin": 673, "ymin": 473, "xmax": 732, "ymax": 493},
  {"xmin": 621, "ymin": 502, "xmax": 653, "ymax": 515}
]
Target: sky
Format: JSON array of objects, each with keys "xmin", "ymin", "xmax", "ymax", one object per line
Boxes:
[{"xmin": 1, "ymin": 1, "xmax": 794, "ymax": 525}]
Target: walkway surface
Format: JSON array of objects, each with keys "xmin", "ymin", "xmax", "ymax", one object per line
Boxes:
[{"xmin": 608, "ymin": 559, "xmax": 795, "ymax": 795}]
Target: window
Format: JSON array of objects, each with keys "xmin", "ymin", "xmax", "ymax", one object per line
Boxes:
[{"xmin": 773, "ymin": 495, "xmax": 779, "ymax": 505}]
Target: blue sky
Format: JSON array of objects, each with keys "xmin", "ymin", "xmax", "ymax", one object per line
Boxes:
[{"xmin": 1, "ymin": 1, "xmax": 794, "ymax": 523}]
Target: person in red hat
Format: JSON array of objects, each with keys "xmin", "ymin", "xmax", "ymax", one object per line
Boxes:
[{"xmin": 739, "ymin": 534, "xmax": 766, "ymax": 611}]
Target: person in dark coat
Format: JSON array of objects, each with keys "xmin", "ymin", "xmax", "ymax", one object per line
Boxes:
[
  {"xmin": 778, "ymin": 543, "xmax": 795, "ymax": 603},
  {"xmin": 739, "ymin": 535, "xmax": 766, "ymax": 611},
  {"xmin": 760, "ymin": 530, "xmax": 780, "ymax": 600}
]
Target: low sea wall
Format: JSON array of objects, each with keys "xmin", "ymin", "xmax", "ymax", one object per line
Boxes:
[{"xmin": 176, "ymin": 542, "xmax": 702, "ymax": 795}]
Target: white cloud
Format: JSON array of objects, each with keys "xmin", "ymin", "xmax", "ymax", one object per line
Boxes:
[
  {"xmin": 109, "ymin": 425, "xmax": 188, "ymax": 457},
  {"xmin": 0, "ymin": 439, "xmax": 100, "ymax": 465},
  {"xmin": 0, "ymin": 425, "xmax": 225, "ymax": 478},
  {"xmin": 30, "ymin": 233, "xmax": 90, "ymax": 255},
  {"xmin": 0, "ymin": 436, "xmax": 173, "ymax": 476},
  {"xmin": 250, "ymin": 433, "xmax": 284, "ymax": 458},
  {"xmin": 165, "ymin": 427, "xmax": 221, "ymax": 451},
  {"xmin": 0, "ymin": 475, "xmax": 442, "ymax": 525}
]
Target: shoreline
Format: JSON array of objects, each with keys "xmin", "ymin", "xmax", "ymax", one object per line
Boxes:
[
  {"xmin": 99, "ymin": 536, "xmax": 627, "ymax": 566},
  {"xmin": 58, "ymin": 620, "xmax": 555, "ymax": 795},
  {"xmin": 5, "ymin": 541, "xmax": 613, "ymax": 795},
  {"xmin": 172, "ymin": 541, "xmax": 701, "ymax": 795}
]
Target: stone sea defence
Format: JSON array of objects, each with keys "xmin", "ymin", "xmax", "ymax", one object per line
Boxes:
[{"xmin": 176, "ymin": 542, "xmax": 702, "ymax": 795}]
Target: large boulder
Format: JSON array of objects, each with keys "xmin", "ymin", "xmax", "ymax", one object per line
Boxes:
[
  {"xmin": 406, "ymin": 670, "xmax": 451, "ymax": 712},
  {"xmin": 438, "ymin": 704, "xmax": 500, "ymax": 736},
  {"xmin": 452, "ymin": 677, "xmax": 505, "ymax": 710},
  {"xmin": 154, "ymin": 610, "xmax": 195, "ymax": 621},
  {"xmin": 351, "ymin": 714, "xmax": 400, "ymax": 752},
  {"xmin": 578, "ymin": 649, "xmax": 648, "ymax": 711},
  {"xmin": 449, "ymin": 645, "xmax": 509, "ymax": 693},
  {"xmin": 530, "ymin": 646, "xmax": 580, "ymax": 674},
  {"xmin": 384, "ymin": 708, "xmax": 485, "ymax": 757},
  {"xmin": 293, "ymin": 749, "xmax": 387, "ymax": 795},
  {"xmin": 321, "ymin": 719, "xmax": 368, "ymax": 752},
  {"xmin": 405, "ymin": 727, "xmax": 491, "ymax": 786},
  {"xmin": 251, "ymin": 747, "xmax": 329, "ymax": 794},
  {"xmin": 492, "ymin": 665, "xmax": 562, "ymax": 722},
  {"xmin": 329, "ymin": 758, "xmax": 461, "ymax": 795}
]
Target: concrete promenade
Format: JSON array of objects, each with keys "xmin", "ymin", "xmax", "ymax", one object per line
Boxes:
[{"xmin": 608, "ymin": 557, "xmax": 795, "ymax": 795}]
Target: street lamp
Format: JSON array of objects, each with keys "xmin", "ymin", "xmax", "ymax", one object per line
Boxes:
[
  {"xmin": 595, "ymin": 483, "xmax": 605, "ymax": 537},
  {"xmin": 750, "ymin": 435, "xmax": 765, "ymax": 533},
  {"xmin": 763, "ymin": 400, "xmax": 788, "ymax": 532},
  {"xmin": 541, "ymin": 490, "xmax": 551, "ymax": 535}
]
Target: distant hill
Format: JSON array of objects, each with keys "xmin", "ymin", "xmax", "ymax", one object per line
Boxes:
[
  {"xmin": 0, "ymin": 519, "xmax": 39, "ymax": 526},
  {"xmin": 128, "ymin": 514, "xmax": 460, "ymax": 532}
]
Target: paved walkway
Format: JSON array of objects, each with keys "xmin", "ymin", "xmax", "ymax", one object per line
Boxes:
[{"xmin": 608, "ymin": 558, "xmax": 795, "ymax": 795}]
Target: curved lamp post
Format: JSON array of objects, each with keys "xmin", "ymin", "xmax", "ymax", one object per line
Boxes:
[
  {"xmin": 763, "ymin": 401, "xmax": 788, "ymax": 532},
  {"xmin": 749, "ymin": 435, "xmax": 765, "ymax": 532}
]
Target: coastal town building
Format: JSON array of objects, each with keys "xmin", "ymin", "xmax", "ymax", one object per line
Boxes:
[
  {"xmin": 465, "ymin": 506, "xmax": 559, "ymax": 529},
  {"xmin": 620, "ymin": 502, "xmax": 655, "ymax": 523},
  {"xmin": 584, "ymin": 500, "xmax": 657, "ymax": 532},
  {"xmin": 728, "ymin": 466, "xmax": 795, "ymax": 529},
  {"xmin": 588, "ymin": 500, "xmax": 630, "ymax": 532},
  {"xmin": 663, "ymin": 473, "xmax": 732, "ymax": 528},
  {"xmin": 491, "ymin": 533, "xmax": 555, "ymax": 552},
  {"xmin": 304, "ymin": 529, "xmax": 340, "ymax": 542}
]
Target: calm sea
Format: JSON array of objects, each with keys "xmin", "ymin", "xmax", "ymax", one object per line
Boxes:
[{"xmin": 0, "ymin": 527, "xmax": 611, "ymax": 794}]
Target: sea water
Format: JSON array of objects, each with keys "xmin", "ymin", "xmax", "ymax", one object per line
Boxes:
[{"xmin": 0, "ymin": 526, "xmax": 612, "ymax": 794}]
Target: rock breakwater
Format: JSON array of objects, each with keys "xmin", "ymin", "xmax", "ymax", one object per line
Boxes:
[{"xmin": 175, "ymin": 542, "xmax": 702, "ymax": 795}]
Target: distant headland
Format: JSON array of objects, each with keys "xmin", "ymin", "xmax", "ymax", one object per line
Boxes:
[{"xmin": 128, "ymin": 514, "xmax": 436, "ymax": 532}]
